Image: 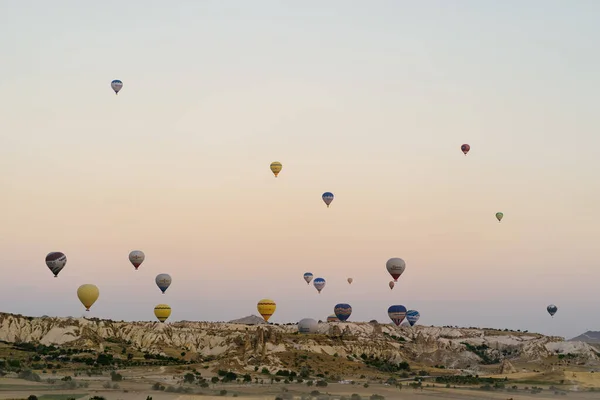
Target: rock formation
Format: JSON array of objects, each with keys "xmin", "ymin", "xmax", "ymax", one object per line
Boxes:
[{"xmin": 0, "ymin": 312, "xmax": 598, "ymax": 371}]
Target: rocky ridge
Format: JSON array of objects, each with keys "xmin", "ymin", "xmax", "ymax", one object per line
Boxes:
[{"xmin": 0, "ymin": 312, "xmax": 598, "ymax": 372}]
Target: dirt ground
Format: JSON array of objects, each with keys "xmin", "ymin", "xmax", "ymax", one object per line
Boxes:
[{"xmin": 2, "ymin": 367, "xmax": 600, "ymax": 400}]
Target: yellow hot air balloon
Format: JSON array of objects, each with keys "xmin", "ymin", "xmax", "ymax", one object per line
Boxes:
[
  {"xmin": 154, "ymin": 304, "xmax": 171, "ymax": 322},
  {"xmin": 154, "ymin": 304, "xmax": 172, "ymax": 323},
  {"xmin": 257, "ymin": 298, "xmax": 276, "ymax": 322},
  {"xmin": 270, "ymin": 161, "xmax": 282, "ymax": 177},
  {"xmin": 77, "ymin": 284, "xmax": 99, "ymax": 311}
]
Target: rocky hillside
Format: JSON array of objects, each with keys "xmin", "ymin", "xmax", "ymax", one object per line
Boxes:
[
  {"xmin": 570, "ymin": 331, "xmax": 600, "ymax": 343},
  {"xmin": 0, "ymin": 312, "xmax": 598, "ymax": 375}
]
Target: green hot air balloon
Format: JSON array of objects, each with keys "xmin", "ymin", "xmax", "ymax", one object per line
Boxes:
[{"xmin": 496, "ymin": 212, "xmax": 504, "ymax": 222}]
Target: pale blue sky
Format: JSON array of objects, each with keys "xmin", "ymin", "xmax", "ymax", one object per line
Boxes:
[{"xmin": 0, "ymin": 1, "xmax": 599, "ymax": 339}]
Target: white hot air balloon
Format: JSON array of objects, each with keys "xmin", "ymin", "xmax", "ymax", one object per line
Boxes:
[
  {"xmin": 155, "ymin": 273, "xmax": 172, "ymax": 294},
  {"xmin": 111, "ymin": 79, "xmax": 123, "ymax": 94},
  {"xmin": 298, "ymin": 318, "xmax": 318, "ymax": 334},
  {"xmin": 386, "ymin": 258, "xmax": 406, "ymax": 282},
  {"xmin": 129, "ymin": 250, "xmax": 145, "ymax": 270}
]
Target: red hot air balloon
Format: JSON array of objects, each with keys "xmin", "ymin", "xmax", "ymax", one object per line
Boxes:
[{"xmin": 461, "ymin": 144, "xmax": 470, "ymax": 155}]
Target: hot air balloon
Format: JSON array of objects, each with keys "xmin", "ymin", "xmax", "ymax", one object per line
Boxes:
[
  {"xmin": 347, "ymin": 278, "xmax": 353, "ymax": 284},
  {"xmin": 129, "ymin": 250, "xmax": 145, "ymax": 270},
  {"xmin": 496, "ymin": 212, "xmax": 504, "ymax": 222},
  {"xmin": 270, "ymin": 161, "xmax": 282, "ymax": 177},
  {"xmin": 334, "ymin": 304, "xmax": 352, "ymax": 322},
  {"xmin": 461, "ymin": 144, "xmax": 470, "ymax": 155},
  {"xmin": 298, "ymin": 318, "xmax": 318, "ymax": 334},
  {"xmin": 547, "ymin": 304, "xmax": 558, "ymax": 317},
  {"xmin": 111, "ymin": 79, "xmax": 123, "ymax": 95},
  {"xmin": 303, "ymin": 272, "xmax": 313, "ymax": 285},
  {"xmin": 322, "ymin": 192, "xmax": 334, "ymax": 208},
  {"xmin": 155, "ymin": 274, "xmax": 172, "ymax": 294},
  {"xmin": 386, "ymin": 258, "xmax": 406, "ymax": 282},
  {"xmin": 388, "ymin": 305, "xmax": 407, "ymax": 326},
  {"xmin": 154, "ymin": 304, "xmax": 172, "ymax": 322},
  {"xmin": 389, "ymin": 281, "xmax": 395, "ymax": 290},
  {"xmin": 406, "ymin": 310, "xmax": 420, "ymax": 326},
  {"xmin": 77, "ymin": 284, "xmax": 99, "ymax": 311},
  {"xmin": 313, "ymin": 278, "xmax": 326, "ymax": 294},
  {"xmin": 257, "ymin": 299, "xmax": 276, "ymax": 322},
  {"xmin": 46, "ymin": 252, "xmax": 66, "ymax": 277},
  {"xmin": 326, "ymin": 314, "xmax": 339, "ymax": 322}
]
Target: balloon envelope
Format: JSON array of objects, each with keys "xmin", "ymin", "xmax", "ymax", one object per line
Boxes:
[
  {"xmin": 303, "ymin": 272, "xmax": 313, "ymax": 285},
  {"xmin": 334, "ymin": 303, "xmax": 352, "ymax": 322},
  {"xmin": 154, "ymin": 304, "xmax": 172, "ymax": 322},
  {"xmin": 386, "ymin": 258, "xmax": 406, "ymax": 282},
  {"xmin": 46, "ymin": 252, "xmax": 66, "ymax": 277},
  {"xmin": 389, "ymin": 281, "xmax": 395, "ymax": 290},
  {"xmin": 257, "ymin": 299, "xmax": 276, "ymax": 322},
  {"xmin": 388, "ymin": 305, "xmax": 407, "ymax": 326},
  {"xmin": 313, "ymin": 278, "xmax": 326, "ymax": 293},
  {"xmin": 461, "ymin": 144, "xmax": 470, "ymax": 155},
  {"xmin": 270, "ymin": 161, "xmax": 282, "ymax": 177},
  {"xmin": 496, "ymin": 212, "xmax": 504, "ymax": 222},
  {"xmin": 322, "ymin": 192, "xmax": 334, "ymax": 207},
  {"xmin": 111, "ymin": 79, "xmax": 123, "ymax": 94},
  {"xmin": 155, "ymin": 274, "xmax": 172, "ymax": 294},
  {"xmin": 406, "ymin": 310, "xmax": 420, "ymax": 326},
  {"xmin": 129, "ymin": 250, "xmax": 145, "ymax": 270},
  {"xmin": 77, "ymin": 284, "xmax": 99, "ymax": 311},
  {"xmin": 347, "ymin": 278, "xmax": 353, "ymax": 284},
  {"xmin": 326, "ymin": 314, "xmax": 339, "ymax": 322},
  {"xmin": 547, "ymin": 304, "xmax": 558, "ymax": 317},
  {"xmin": 298, "ymin": 318, "xmax": 318, "ymax": 334}
]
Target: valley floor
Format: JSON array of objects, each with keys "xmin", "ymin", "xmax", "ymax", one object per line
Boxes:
[{"xmin": 1, "ymin": 376, "xmax": 600, "ymax": 400}]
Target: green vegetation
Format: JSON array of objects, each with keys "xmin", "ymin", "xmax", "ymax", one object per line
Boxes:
[
  {"xmin": 460, "ymin": 342, "xmax": 500, "ymax": 364},
  {"xmin": 0, "ymin": 339, "xmax": 192, "ymax": 377},
  {"xmin": 435, "ymin": 375, "xmax": 506, "ymax": 385},
  {"xmin": 382, "ymin": 332, "xmax": 406, "ymax": 342},
  {"xmin": 359, "ymin": 354, "xmax": 410, "ymax": 373},
  {"xmin": 35, "ymin": 395, "xmax": 87, "ymax": 400}
]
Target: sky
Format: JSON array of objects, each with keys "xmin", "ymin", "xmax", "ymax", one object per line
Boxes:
[{"xmin": 0, "ymin": 0, "xmax": 599, "ymax": 339}]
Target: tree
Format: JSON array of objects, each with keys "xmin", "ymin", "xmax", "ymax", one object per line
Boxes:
[
  {"xmin": 184, "ymin": 373, "xmax": 195, "ymax": 383},
  {"xmin": 110, "ymin": 371, "xmax": 123, "ymax": 381}
]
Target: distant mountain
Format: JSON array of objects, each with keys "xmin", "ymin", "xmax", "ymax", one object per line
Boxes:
[
  {"xmin": 228, "ymin": 314, "xmax": 267, "ymax": 325},
  {"xmin": 569, "ymin": 331, "xmax": 600, "ymax": 343}
]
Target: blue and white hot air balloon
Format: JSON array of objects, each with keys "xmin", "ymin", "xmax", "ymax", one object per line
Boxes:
[
  {"xmin": 322, "ymin": 192, "xmax": 334, "ymax": 208},
  {"xmin": 406, "ymin": 310, "xmax": 420, "ymax": 326},
  {"xmin": 334, "ymin": 303, "xmax": 352, "ymax": 322},
  {"xmin": 155, "ymin": 274, "xmax": 172, "ymax": 294},
  {"xmin": 303, "ymin": 272, "xmax": 313, "ymax": 285},
  {"xmin": 313, "ymin": 277, "xmax": 326, "ymax": 294},
  {"xmin": 388, "ymin": 305, "xmax": 407, "ymax": 326},
  {"xmin": 111, "ymin": 79, "xmax": 123, "ymax": 95}
]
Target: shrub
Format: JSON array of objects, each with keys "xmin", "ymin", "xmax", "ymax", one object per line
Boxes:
[{"xmin": 111, "ymin": 371, "xmax": 123, "ymax": 381}]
